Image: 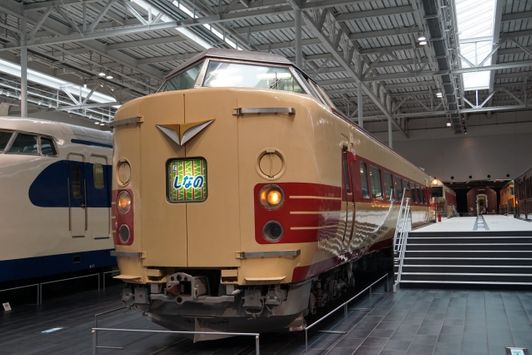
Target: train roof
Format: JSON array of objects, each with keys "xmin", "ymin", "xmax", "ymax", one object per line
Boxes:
[
  {"xmin": 0, "ymin": 116, "xmax": 112, "ymax": 146},
  {"xmin": 164, "ymin": 48, "xmax": 307, "ymax": 80}
]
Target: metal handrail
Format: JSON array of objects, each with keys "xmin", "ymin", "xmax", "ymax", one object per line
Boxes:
[
  {"xmin": 91, "ymin": 327, "xmax": 261, "ymax": 355},
  {"xmin": 393, "ymin": 189, "xmax": 412, "ymax": 292}
]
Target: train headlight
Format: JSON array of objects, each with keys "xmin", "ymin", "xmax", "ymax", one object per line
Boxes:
[
  {"xmin": 117, "ymin": 159, "xmax": 131, "ymax": 186},
  {"xmin": 263, "ymin": 221, "xmax": 284, "ymax": 242},
  {"xmin": 117, "ymin": 190, "xmax": 132, "ymax": 214},
  {"xmin": 259, "ymin": 184, "xmax": 284, "ymax": 209},
  {"xmin": 118, "ymin": 224, "xmax": 131, "ymax": 244}
]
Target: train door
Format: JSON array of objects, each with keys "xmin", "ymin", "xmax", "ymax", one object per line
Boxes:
[
  {"xmin": 86, "ymin": 154, "xmax": 111, "ymax": 240},
  {"xmin": 341, "ymin": 145, "xmax": 356, "ymax": 249},
  {"xmin": 68, "ymin": 153, "xmax": 86, "ymax": 238}
]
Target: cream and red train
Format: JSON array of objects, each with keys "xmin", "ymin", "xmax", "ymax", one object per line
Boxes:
[
  {"xmin": 112, "ymin": 49, "xmax": 432, "ymax": 335},
  {"xmin": 0, "ymin": 117, "xmax": 114, "ymax": 284}
]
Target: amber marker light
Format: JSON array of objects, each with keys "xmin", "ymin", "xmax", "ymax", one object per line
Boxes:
[
  {"xmin": 117, "ymin": 190, "xmax": 132, "ymax": 214},
  {"xmin": 259, "ymin": 184, "xmax": 284, "ymax": 209}
]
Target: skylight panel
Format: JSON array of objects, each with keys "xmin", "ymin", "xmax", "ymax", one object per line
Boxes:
[{"xmin": 455, "ymin": 0, "xmax": 496, "ymax": 91}]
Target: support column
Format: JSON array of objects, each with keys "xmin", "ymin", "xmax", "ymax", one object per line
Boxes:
[
  {"xmin": 388, "ymin": 116, "xmax": 393, "ymax": 149},
  {"xmin": 357, "ymin": 84, "xmax": 363, "ymax": 128},
  {"xmin": 20, "ymin": 19, "xmax": 28, "ymax": 117},
  {"xmin": 294, "ymin": 8, "xmax": 302, "ymax": 67}
]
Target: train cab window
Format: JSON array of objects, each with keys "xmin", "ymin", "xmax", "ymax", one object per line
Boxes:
[
  {"xmin": 7, "ymin": 133, "xmax": 38, "ymax": 155},
  {"xmin": 383, "ymin": 172, "xmax": 393, "ymax": 200},
  {"xmin": 40, "ymin": 136, "xmax": 57, "ymax": 156},
  {"xmin": 0, "ymin": 130, "xmax": 13, "ymax": 152},
  {"xmin": 359, "ymin": 162, "xmax": 370, "ymax": 199},
  {"xmin": 203, "ymin": 61, "xmax": 304, "ymax": 93},
  {"xmin": 93, "ymin": 163, "xmax": 105, "ymax": 190},
  {"xmin": 159, "ymin": 61, "xmax": 203, "ymax": 92},
  {"xmin": 369, "ymin": 166, "xmax": 383, "ymax": 199}
]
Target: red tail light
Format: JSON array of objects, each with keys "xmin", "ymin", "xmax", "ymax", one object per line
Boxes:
[{"xmin": 112, "ymin": 189, "xmax": 134, "ymax": 245}]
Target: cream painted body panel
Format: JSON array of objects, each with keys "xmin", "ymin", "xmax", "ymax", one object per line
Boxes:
[{"xmin": 113, "ymin": 88, "xmax": 431, "ymax": 285}]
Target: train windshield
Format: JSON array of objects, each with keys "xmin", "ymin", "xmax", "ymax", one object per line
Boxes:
[
  {"xmin": 0, "ymin": 130, "xmax": 13, "ymax": 152},
  {"xmin": 159, "ymin": 61, "xmax": 204, "ymax": 92},
  {"xmin": 203, "ymin": 61, "xmax": 305, "ymax": 93}
]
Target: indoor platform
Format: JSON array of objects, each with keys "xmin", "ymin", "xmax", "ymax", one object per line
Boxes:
[
  {"xmin": 416, "ymin": 215, "xmax": 532, "ymax": 232},
  {"xmin": 1, "ymin": 284, "xmax": 531, "ymax": 354}
]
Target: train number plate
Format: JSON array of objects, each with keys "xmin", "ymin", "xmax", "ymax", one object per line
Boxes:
[{"xmin": 167, "ymin": 158, "xmax": 207, "ymax": 203}]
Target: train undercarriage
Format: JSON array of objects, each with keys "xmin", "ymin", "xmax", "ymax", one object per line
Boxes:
[{"xmin": 121, "ymin": 249, "xmax": 393, "ymax": 341}]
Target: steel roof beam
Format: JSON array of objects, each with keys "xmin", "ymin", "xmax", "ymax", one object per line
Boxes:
[
  {"xmin": 286, "ymin": 0, "xmax": 408, "ymax": 138},
  {"xmin": 106, "ymin": 35, "xmax": 186, "ymax": 51},
  {"xmin": 335, "ymin": 6, "xmax": 413, "ymax": 22},
  {"xmin": 255, "ymin": 38, "xmax": 320, "ymax": 50},
  {"xmin": 349, "ymin": 27, "xmax": 420, "ymax": 41},
  {"xmin": 23, "ymin": 0, "xmax": 101, "ymax": 11}
]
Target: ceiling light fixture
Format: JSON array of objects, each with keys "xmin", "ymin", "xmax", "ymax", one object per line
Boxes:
[
  {"xmin": 436, "ymin": 92, "xmax": 443, "ymax": 98},
  {"xmin": 446, "ymin": 122, "xmax": 452, "ymax": 127},
  {"xmin": 98, "ymin": 72, "xmax": 106, "ymax": 77},
  {"xmin": 105, "ymin": 75, "xmax": 113, "ymax": 80}
]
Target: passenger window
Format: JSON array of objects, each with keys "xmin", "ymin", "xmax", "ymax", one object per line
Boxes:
[
  {"xmin": 93, "ymin": 163, "xmax": 105, "ymax": 190},
  {"xmin": 7, "ymin": 133, "xmax": 38, "ymax": 155},
  {"xmin": 159, "ymin": 61, "xmax": 203, "ymax": 92},
  {"xmin": 369, "ymin": 166, "xmax": 383, "ymax": 199},
  {"xmin": 0, "ymin": 130, "xmax": 13, "ymax": 152},
  {"xmin": 383, "ymin": 172, "xmax": 393, "ymax": 199},
  {"xmin": 359, "ymin": 162, "xmax": 370, "ymax": 199},
  {"xmin": 40, "ymin": 136, "xmax": 57, "ymax": 156}
]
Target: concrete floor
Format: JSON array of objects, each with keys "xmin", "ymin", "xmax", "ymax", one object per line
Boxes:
[{"xmin": 0, "ymin": 283, "xmax": 531, "ymax": 354}]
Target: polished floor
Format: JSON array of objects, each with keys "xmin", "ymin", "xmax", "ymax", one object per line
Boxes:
[{"xmin": 0, "ymin": 284, "xmax": 531, "ymax": 354}]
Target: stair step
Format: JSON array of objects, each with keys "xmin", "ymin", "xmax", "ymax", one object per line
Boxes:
[
  {"xmin": 408, "ymin": 238, "xmax": 532, "ymax": 244},
  {"xmin": 399, "ymin": 280, "xmax": 532, "ymax": 286},
  {"xmin": 401, "ymin": 272, "xmax": 532, "ymax": 283},
  {"xmin": 407, "ymin": 243, "xmax": 532, "ymax": 250},
  {"xmin": 410, "ymin": 231, "xmax": 532, "ymax": 237},
  {"xmin": 402, "ymin": 256, "xmax": 532, "ymax": 266},
  {"xmin": 404, "ymin": 250, "xmax": 532, "ymax": 258},
  {"xmin": 401, "ymin": 265, "xmax": 532, "ymax": 274}
]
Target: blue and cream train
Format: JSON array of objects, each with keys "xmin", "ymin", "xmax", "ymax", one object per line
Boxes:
[{"xmin": 0, "ymin": 117, "xmax": 115, "ymax": 283}]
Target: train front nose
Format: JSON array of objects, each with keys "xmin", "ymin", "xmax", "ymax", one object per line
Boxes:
[{"xmin": 112, "ymin": 89, "xmax": 240, "ymax": 281}]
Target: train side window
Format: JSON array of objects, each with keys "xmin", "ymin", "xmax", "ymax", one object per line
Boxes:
[
  {"xmin": 383, "ymin": 172, "xmax": 393, "ymax": 200},
  {"xmin": 93, "ymin": 163, "xmax": 105, "ymax": 190},
  {"xmin": 0, "ymin": 130, "xmax": 13, "ymax": 152},
  {"xmin": 359, "ymin": 162, "xmax": 370, "ymax": 199},
  {"xmin": 369, "ymin": 166, "xmax": 383, "ymax": 199},
  {"xmin": 7, "ymin": 133, "xmax": 38, "ymax": 155},
  {"xmin": 40, "ymin": 136, "xmax": 57, "ymax": 156}
]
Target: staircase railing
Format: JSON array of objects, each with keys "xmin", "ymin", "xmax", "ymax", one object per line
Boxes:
[{"xmin": 393, "ymin": 189, "xmax": 412, "ymax": 292}]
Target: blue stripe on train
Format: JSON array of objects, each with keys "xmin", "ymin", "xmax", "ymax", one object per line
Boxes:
[
  {"xmin": 29, "ymin": 160, "xmax": 111, "ymax": 207},
  {"xmin": 0, "ymin": 249, "xmax": 116, "ymax": 283},
  {"xmin": 71, "ymin": 139, "xmax": 113, "ymax": 149}
]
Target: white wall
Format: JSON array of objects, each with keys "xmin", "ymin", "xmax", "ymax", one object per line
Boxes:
[{"xmin": 369, "ymin": 110, "xmax": 532, "ymax": 181}]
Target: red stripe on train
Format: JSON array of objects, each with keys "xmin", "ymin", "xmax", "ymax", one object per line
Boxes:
[
  {"xmin": 291, "ymin": 238, "xmax": 393, "ymax": 282},
  {"xmin": 254, "ymin": 182, "xmax": 342, "ymax": 244}
]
